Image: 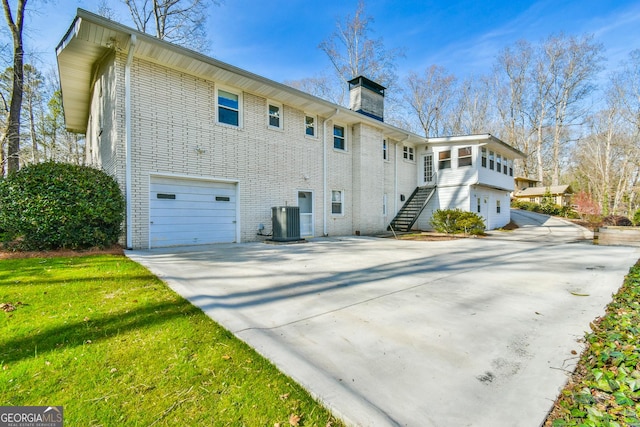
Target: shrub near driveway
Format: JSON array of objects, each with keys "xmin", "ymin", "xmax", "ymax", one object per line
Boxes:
[{"xmin": 0, "ymin": 255, "xmax": 342, "ymax": 426}]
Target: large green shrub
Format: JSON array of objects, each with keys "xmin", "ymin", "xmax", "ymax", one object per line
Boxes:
[
  {"xmin": 0, "ymin": 162, "xmax": 125, "ymax": 250},
  {"xmin": 430, "ymin": 209, "xmax": 485, "ymax": 235},
  {"xmin": 633, "ymin": 209, "xmax": 640, "ymax": 226}
]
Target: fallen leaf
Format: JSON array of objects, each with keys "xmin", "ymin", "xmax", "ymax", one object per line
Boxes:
[
  {"xmin": 289, "ymin": 414, "xmax": 301, "ymax": 426},
  {"xmin": 45, "ymin": 361, "xmax": 51, "ymax": 366},
  {"xmin": 222, "ymin": 355, "xmax": 231, "ymax": 360},
  {"xmin": 571, "ymin": 350, "xmax": 577, "ymax": 355},
  {"xmin": 279, "ymin": 393, "xmax": 290, "ymax": 401},
  {"xmin": 0, "ymin": 303, "xmax": 16, "ymax": 312},
  {"xmin": 83, "ymin": 316, "xmax": 90, "ymax": 322},
  {"xmin": 110, "ymin": 368, "xmax": 117, "ymax": 373},
  {"xmin": 274, "ymin": 424, "xmax": 281, "ymax": 427}
]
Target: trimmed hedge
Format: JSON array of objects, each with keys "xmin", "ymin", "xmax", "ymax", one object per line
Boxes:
[
  {"xmin": 0, "ymin": 162, "xmax": 125, "ymax": 250},
  {"xmin": 430, "ymin": 209, "xmax": 485, "ymax": 235}
]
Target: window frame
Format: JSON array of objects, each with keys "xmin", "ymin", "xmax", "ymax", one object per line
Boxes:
[
  {"xmin": 304, "ymin": 114, "xmax": 316, "ymax": 138},
  {"xmin": 403, "ymin": 145, "xmax": 415, "ymax": 162},
  {"xmin": 331, "ymin": 190, "xmax": 344, "ymax": 215},
  {"xmin": 458, "ymin": 146, "xmax": 472, "ymax": 167},
  {"xmin": 383, "ymin": 139, "xmax": 389, "ymax": 161},
  {"xmin": 216, "ymin": 86, "xmax": 242, "ymax": 127},
  {"xmin": 333, "ymin": 124, "xmax": 346, "ymax": 151},
  {"xmin": 438, "ymin": 150, "xmax": 452, "ymax": 170},
  {"xmin": 489, "ymin": 150, "xmax": 495, "ymax": 170},
  {"xmin": 481, "ymin": 147, "xmax": 487, "ymax": 168},
  {"xmin": 267, "ymin": 100, "xmax": 283, "ymax": 130},
  {"xmin": 496, "ymin": 153, "xmax": 502, "ymax": 173},
  {"xmin": 496, "ymin": 199, "xmax": 501, "ymax": 214}
]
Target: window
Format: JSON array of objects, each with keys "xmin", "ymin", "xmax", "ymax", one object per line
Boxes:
[
  {"xmin": 458, "ymin": 147, "xmax": 472, "ymax": 167},
  {"xmin": 477, "ymin": 197, "xmax": 481, "ymax": 213},
  {"xmin": 496, "ymin": 200, "xmax": 501, "ymax": 214},
  {"xmin": 268, "ymin": 102, "xmax": 282, "ymax": 129},
  {"xmin": 503, "ymin": 157, "xmax": 509, "ymax": 175},
  {"xmin": 334, "ymin": 125, "xmax": 345, "ymax": 150},
  {"xmin": 403, "ymin": 146, "xmax": 414, "ymax": 161},
  {"xmin": 496, "ymin": 154, "xmax": 502, "ymax": 173},
  {"xmin": 489, "ymin": 151, "xmax": 495, "ymax": 170},
  {"xmin": 438, "ymin": 150, "xmax": 451, "ymax": 169},
  {"xmin": 508, "ymin": 159, "xmax": 514, "ymax": 176},
  {"xmin": 481, "ymin": 147, "xmax": 487, "ymax": 168},
  {"xmin": 331, "ymin": 190, "xmax": 343, "ymax": 215},
  {"xmin": 217, "ymin": 88, "xmax": 241, "ymax": 126},
  {"xmin": 383, "ymin": 140, "xmax": 389, "ymax": 161},
  {"xmin": 305, "ymin": 115, "xmax": 316, "ymax": 137}
]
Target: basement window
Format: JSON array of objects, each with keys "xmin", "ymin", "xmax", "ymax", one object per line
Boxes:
[{"xmin": 331, "ymin": 190, "xmax": 344, "ymax": 215}]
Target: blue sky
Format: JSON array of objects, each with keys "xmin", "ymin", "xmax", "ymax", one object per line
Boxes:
[{"xmin": 13, "ymin": 0, "xmax": 640, "ymax": 86}]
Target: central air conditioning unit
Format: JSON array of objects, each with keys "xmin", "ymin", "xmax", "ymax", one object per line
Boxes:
[{"xmin": 271, "ymin": 206, "xmax": 301, "ymax": 242}]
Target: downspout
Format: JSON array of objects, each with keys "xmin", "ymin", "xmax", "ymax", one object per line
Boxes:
[
  {"xmin": 125, "ymin": 34, "xmax": 136, "ymax": 249},
  {"xmin": 322, "ymin": 109, "xmax": 339, "ymax": 236}
]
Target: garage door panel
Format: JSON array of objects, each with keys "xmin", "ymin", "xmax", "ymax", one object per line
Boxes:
[{"xmin": 150, "ymin": 177, "xmax": 237, "ymax": 247}]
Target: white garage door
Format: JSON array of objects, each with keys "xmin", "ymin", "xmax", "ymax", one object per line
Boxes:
[{"xmin": 150, "ymin": 177, "xmax": 237, "ymax": 247}]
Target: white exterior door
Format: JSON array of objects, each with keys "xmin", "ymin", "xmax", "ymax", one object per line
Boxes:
[
  {"xmin": 421, "ymin": 153, "xmax": 435, "ymax": 186},
  {"xmin": 298, "ymin": 191, "xmax": 313, "ymax": 237},
  {"xmin": 149, "ymin": 176, "xmax": 237, "ymax": 247}
]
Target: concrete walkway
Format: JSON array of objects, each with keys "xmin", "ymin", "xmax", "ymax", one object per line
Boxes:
[{"xmin": 127, "ymin": 210, "xmax": 639, "ymax": 427}]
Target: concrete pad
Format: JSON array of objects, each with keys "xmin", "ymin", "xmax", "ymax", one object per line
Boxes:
[{"xmin": 127, "ymin": 211, "xmax": 639, "ymax": 427}]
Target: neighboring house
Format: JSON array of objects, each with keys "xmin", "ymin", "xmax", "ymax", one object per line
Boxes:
[
  {"xmin": 514, "ymin": 176, "xmax": 541, "ymax": 192},
  {"xmin": 513, "ymin": 185, "xmax": 574, "ymax": 207},
  {"xmin": 56, "ymin": 10, "xmax": 523, "ymax": 249}
]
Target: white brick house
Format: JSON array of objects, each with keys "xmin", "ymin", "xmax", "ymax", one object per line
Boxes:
[{"xmin": 56, "ymin": 10, "xmax": 523, "ymax": 249}]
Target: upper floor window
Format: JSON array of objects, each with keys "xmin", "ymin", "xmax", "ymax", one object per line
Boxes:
[
  {"xmin": 217, "ymin": 88, "xmax": 241, "ymax": 127},
  {"xmin": 403, "ymin": 146, "xmax": 414, "ymax": 161},
  {"xmin": 503, "ymin": 157, "xmax": 509, "ymax": 175},
  {"xmin": 509, "ymin": 159, "xmax": 514, "ymax": 176},
  {"xmin": 496, "ymin": 199, "xmax": 501, "ymax": 214},
  {"xmin": 481, "ymin": 147, "xmax": 487, "ymax": 168},
  {"xmin": 438, "ymin": 150, "xmax": 451, "ymax": 169},
  {"xmin": 458, "ymin": 147, "xmax": 472, "ymax": 167},
  {"xmin": 489, "ymin": 151, "xmax": 495, "ymax": 170},
  {"xmin": 496, "ymin": 154, "xmax": 502, "ymax": 173},
  {"xmin": 268, "ymin": 101, "xmax": 282, "ymax": 129},
  {"xmin": 334, "ymin": 125, "xmax": 345, "ymax": 150},
  {"xmin": 383, "ymin": 140, "xmax": 389, "ymax": 161},
  {"xmin": 305, "ymin": 115, "xmax": 316, "ymax": 137}
]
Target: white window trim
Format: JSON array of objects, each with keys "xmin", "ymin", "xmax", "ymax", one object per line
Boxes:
[
  {"xmin": 333, "ymin": 123, "xmax": 347, "ymax": 152},
  {"xmin": 304, "ymin": 114, "xmax": 317, "ymax": 139},
  {"xmin": 331, "ymin": 190, "xmax": 344, "ymax": 216},
  {"xmin": 403, "ymin": 145, "xmax": 415, "ymax": 162},
  {"xmin": 267, "ymin": 100, "xmax": 283, "ymax": 130},
  {"xmin": 216, "ymin": 85, "xmax": 243, "ymax": 128},
  {"xmin": 383, "ymin": 139, "xmax": 390, "ymax": 162}
]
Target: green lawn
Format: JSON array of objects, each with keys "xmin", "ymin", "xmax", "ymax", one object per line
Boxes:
[
  {"xmin": 545, "ymin": 261, "xmax": 640, "ymax": 426},
  {"xmin": 0, "ymin": 255, "xmax": 342, "ymax": 426}
]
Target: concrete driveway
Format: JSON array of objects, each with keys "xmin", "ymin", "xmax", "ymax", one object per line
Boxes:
[{"xmin": 127, "ymin": 210, "xmax": 639, "ymax": 427}]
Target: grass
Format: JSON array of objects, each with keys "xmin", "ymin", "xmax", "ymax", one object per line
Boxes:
[
  {"xmin": 0, "ymin": 255, "xmax": 343, "ymax": 426},
  {"xmin": 545, "ymin": 261, "xmax": 640, "ymax": 426}
]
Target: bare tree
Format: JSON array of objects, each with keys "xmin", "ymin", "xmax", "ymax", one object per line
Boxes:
[
  {"xmin": 121, "ymin": 0, "xmax": 220, "ymax": 51},
  {"xmin": 404, "ymin": 65, "xmax": 457, "ymax": 137},
  {"xmin": 546, "ymin": 34, "xmax": 604, "ymax": 184},
  {"xmin": 450, "ymin": 75, "xmax": 496, "ymax": 135},
  {"xmin": 494, "ymin": 40, "xmax": 536, "ymax": 176},
  {"xmin": 1, "ymin": 0, "xmax": 27, "ymax": 174}
]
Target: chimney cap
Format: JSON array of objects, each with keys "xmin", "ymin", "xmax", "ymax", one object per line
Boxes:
[{"xmin": 348, "ymin": 76, "xmax": 386, "ymax": 96}]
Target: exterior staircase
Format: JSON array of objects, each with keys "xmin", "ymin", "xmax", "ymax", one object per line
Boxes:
[{"xmin": 388, "ymin": 186, "xmax": 436, "ymax": 232}]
